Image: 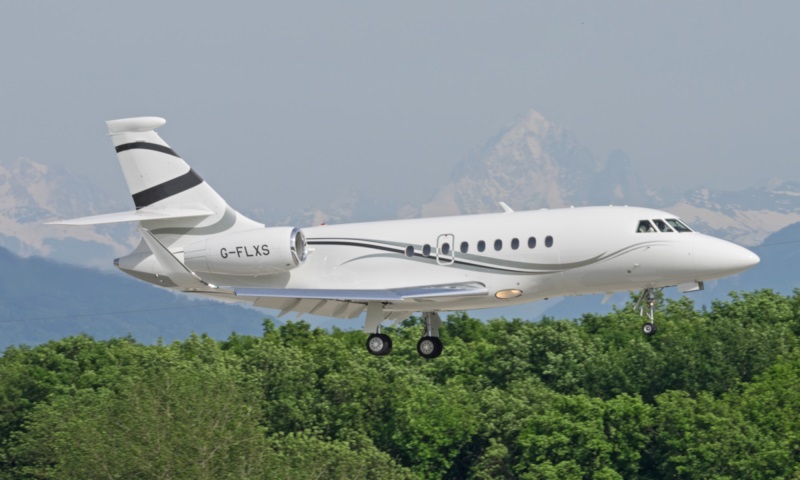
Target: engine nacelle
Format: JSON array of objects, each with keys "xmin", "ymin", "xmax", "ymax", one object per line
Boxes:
[{"xmin": 183, "ymin": 227, "xmax": 308, "ymax": 276}]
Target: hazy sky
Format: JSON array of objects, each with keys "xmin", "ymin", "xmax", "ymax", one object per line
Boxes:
[{"xmin": 1, "ymin": 1, "xmax": 798, "ymax": 214}]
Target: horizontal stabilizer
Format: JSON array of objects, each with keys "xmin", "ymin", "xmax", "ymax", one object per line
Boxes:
[
  {"xmin": 47, "ymin": 207, "xmax": 214, "ymax": 226},
  {"xmin": 232, "ymin": 282, "xmax": 487, "ymax": 303}
]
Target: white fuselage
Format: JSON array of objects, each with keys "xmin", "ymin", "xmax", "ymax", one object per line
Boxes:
[{"xmin": 177, "ymin": 205, "xmax": 758, "ymax": 313}]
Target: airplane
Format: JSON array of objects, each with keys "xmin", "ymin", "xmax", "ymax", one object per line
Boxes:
[{"xmin": 50, "ymin": 116, "xmax": 760, "ymax": 358}]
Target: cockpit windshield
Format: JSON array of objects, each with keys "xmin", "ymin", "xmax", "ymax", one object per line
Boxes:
[
  {"xmin": 665, "ymin": 218, "xmax": 692, "ymax": 232},
  {"xmin": 653, "ymin": 219, "xmax": 674, "ymax": 232},
  {"xmin": 637, "ymin": 220, "xmax": 656, "ymax": 233},
  {"xmin": 636, "ymin": 218, "xmax": 693, "ymax": 233}
]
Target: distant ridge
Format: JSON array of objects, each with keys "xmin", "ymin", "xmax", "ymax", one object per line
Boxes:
[{"xmin": 0, "ymin": 157, "xmax": 134, "ymax": 267}]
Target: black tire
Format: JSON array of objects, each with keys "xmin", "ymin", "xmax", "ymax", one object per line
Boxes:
[
  {"xmin": 366, "ymin": 333, "xmax": 392, "ymax": 356},
  {"xmin": 642, "ymin": 323, "xmax": 657, "ymax": 336},
  {"xmin": 417, "ymin": 336, "xmax": 443, "ymax": 359}
]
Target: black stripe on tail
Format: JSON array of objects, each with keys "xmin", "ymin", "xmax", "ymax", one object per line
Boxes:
[
  {"xmin": 117, "ymin": 142, "xmax": 205, "ymax": 209},
  {"xmin": 116, "ymin": 141, "xmax": 180, "ymax": 157},
  {"xmin": 132, "ymin": 169, "xmax": 204, "ymax": 209}
]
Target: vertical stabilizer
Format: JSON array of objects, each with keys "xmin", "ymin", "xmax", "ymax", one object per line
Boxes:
[{"xmin": 106, "ymin": 117, "xmax": 262, "ymax": 248}]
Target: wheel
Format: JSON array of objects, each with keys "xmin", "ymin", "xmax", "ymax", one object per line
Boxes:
[
  {"xmin": 417, "ymin": 336, "xmax": 443, "ymax": 359},
  {"xmin": 642, "ymin": 323, "xmax": 657, "ymax": 336},
  {"xmin": 366, "ymin": 333, "xmax": 392, "ymax": 356}
]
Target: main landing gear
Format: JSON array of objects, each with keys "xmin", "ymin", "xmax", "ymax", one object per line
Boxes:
[
  {"xmin": 635, "ymin": 287, "xmax": 659, "ymax": 336},
  {"xmin": 366, "ymin": 333, "xmax": 392, "ymax": 356},
  {"xmin": 365, "ymin": 302, "xmax": 394, "ymax": 356},
  {"xmin": 417, "ymin": 312, "xmax": 443, "ymax": 359},
  {"xmin": 364, "ymin": 307, "xmax": 444, "ymax": 358}
]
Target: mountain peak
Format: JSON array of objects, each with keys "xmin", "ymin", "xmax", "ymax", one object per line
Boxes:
[
  {"xmin": 0, "ymin": 157, "xmax": 50, "ymax": 180},
  {"xmin": 420, "ymin": 109, "xmax": 645, "ymax": 216},
  {"xmin": 507, "ymin": 109, "xmax": 557, "ymax": 140}
]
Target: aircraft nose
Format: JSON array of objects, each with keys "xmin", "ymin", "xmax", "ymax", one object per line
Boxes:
[{"xmin": 693, "ymin": 236, "xmax": 760, "ymax": 279}]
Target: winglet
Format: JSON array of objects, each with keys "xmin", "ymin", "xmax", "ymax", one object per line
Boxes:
[{"xmin": 499, "ymin": 202, "xmax": 514, "ymax": 213}]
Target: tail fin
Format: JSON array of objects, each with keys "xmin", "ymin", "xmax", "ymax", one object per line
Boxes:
[
  {"xmin": 51, "ymin": 117, "xmax": 262, "ymax": 249},
  {"xmin": 107, "ymin": 117, "xmax": 225, "ymax": 214}
]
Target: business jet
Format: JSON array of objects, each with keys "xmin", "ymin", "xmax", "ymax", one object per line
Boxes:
[{"xmin": 50, "ymin": 117, "xmax": 760, "ymax": 358}]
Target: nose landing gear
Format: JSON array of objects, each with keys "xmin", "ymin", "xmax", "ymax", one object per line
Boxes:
[{"xmin": 635, "ymin": 287, "xmax": 659, "ymax": 336}]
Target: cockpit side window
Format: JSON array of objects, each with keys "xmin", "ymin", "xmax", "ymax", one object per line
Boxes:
[
  {"xmin": 653, "ymin": 219, "xmax": 674, "ymax": 232},
  {"xmin": 637, "ymin": 220, "xmax": 656, "ymax": 233},
  {"xmin": 666, "ymin": 218, "xmax": 693, "ymax": 232}
]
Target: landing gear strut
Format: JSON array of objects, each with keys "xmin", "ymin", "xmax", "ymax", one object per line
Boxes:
[
  {"xmin": 417, "ymin": 312, "xmax": 443, "ymax": 359},
  {"xmin": 635, "ymin": 287, "xmax": 659, "ymax": 336}
]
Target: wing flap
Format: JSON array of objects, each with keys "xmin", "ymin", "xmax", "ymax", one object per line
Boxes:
[
  {"xmin": 233, "ymin": 281, "xmax": 487, "ymax": 303},
  {"xmin": 392, "ymin": 282, "xmax": 488, "ymax": 299}
]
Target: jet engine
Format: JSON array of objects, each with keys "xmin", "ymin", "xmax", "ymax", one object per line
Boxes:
[{"xmin": 183, "ymin": 226, "xmax": 308, "ymax": 276}]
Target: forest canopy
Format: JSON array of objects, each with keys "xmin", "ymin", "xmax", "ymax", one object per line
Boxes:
[{"xmin": 1, "ymin": 289, "xmax": 799, "ymax": 479}]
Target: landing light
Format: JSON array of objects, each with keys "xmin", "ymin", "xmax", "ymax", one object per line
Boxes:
[{"xmin": 495, "ymin": 289, "xmax": 522, "ymax": 299}]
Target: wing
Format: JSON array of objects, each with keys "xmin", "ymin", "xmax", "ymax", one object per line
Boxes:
[
  {"xmin": 231, "ymin": 282, "xmax": 488, "ymax": 319},
  {"xmin": 131, "ymin": 226, "xmax": 487, "ymax": 319}
]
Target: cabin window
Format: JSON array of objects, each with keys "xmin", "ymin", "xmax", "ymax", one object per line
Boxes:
[
  {"xmin": 666, "ymin": 218, "xmax": 693, "ymax": 232},
  {"xmin": 422, "ymin": 244, "xmax": 432, "ymax": 257},
  {"xmin": 545, "ymin": 236, "xmax": 554, "ymax": 248},
  {"xmin": 441, "ymin": 242, "xmax": 451, "ymax": 255},
  {"xmin": 460, "ymin": 241, "xmax": 469, "ymax": 253},
  {"xmin": 511, "ymin": 238, "xmax": 520, "ymax": 250},
  {"xmin": 405, "ymin": 245, "xmax": 414, "ymax": 257},
  {"xmin": 528, "ymin": 237, "xmax": 536, "ymax": 249},
  {"xmin": 637, "ymin": 220, "xmax": 656, "ymax": 233},
  {"xmin": 653, "ymin": 219, "xmax": 674, "ymax": 232},
  {"xmin": 477, "ymin": 240, "xmax": 486, "ymax": 252},
  {"xmin": 494, "ymin": 239, "xmax": 503, "ymax": 251}
]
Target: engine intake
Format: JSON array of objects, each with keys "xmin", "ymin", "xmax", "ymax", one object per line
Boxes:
[{"xmin": 184, "ymin": 227, "xmax": 308, "ymax": 276}]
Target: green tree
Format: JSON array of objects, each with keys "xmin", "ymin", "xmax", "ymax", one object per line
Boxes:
[
  {"xmin": 263, "ymin": 430, "xmax": 418, "ymax": 480},
  {"xmin": 389, "ymin": 374, "xmax": 480, "ymax": 479},
  {"xmin": 9, "ymin": 350, "xmax": 266, "ymax": 480}
]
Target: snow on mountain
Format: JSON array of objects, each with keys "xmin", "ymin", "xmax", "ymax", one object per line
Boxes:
[
  {"xmin": 665, "ymin": 183, "xmax": 800, "ymax": 246},
  {"xmin": 0, "ymin": 158, "xmax": 135, "ymax": 268},
  {"xmin": 415, "ymin": 109, "xmax": 648, "ymax": 217}
]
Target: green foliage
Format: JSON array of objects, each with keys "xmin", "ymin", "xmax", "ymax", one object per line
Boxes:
[
  {"xmin": 1, "ymin": 289, "xmax": 799, "ymax": 479},
  {"xmin": 7, "ymin": 339, "xmax": 265, "ymax": 480},
  {"xmin": 263, "ymin": 430, "xmax": 417, "ymax": 480}
]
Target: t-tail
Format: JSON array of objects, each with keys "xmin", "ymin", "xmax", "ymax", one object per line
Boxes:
[{"xmin": 50, "ymin": 117, "xmax": 308, "ymax": 290}]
